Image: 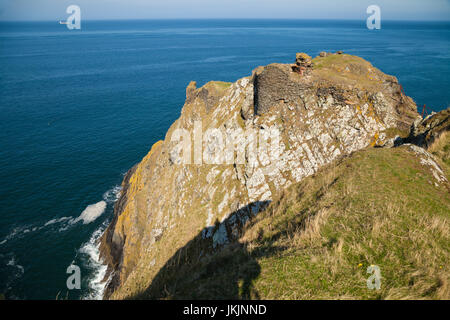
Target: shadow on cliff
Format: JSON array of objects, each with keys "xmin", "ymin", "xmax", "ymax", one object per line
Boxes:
[{"xmin": 127, "ymin": 201, "xmax": 280, "ymax": 300}]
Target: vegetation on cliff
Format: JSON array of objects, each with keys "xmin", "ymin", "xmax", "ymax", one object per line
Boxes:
[{"xmin": 135, "ymin": 140, "xmax": 449, "ymax": 299}]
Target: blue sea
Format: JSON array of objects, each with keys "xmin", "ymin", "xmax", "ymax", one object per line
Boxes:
[{"xmin": 0, "ymin": 19, "xmax": 449, "ymax": 299}]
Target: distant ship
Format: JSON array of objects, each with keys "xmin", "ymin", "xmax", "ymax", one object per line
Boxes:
[{"xmin": 59, "ymin": 20, "xmax": 67, "ymax": 24}]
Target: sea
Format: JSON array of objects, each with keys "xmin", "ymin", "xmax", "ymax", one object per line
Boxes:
[{"xmin": 0, "ymin": 19, "xmax": 449, "ymax": 299}]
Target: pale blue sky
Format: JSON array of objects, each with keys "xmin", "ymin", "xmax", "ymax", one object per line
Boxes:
[{"xmin": 1, "ymin": 0, "xmax": 449, "ymax": 21}]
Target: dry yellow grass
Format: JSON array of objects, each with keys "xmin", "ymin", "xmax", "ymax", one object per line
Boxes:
[
  {"xmin": 130, "ymin": 145, "xmax": 449, "ymax": 300},
  {"xmin": 429, "ymin": 130, "xmax": 450, "ymax": 169}
]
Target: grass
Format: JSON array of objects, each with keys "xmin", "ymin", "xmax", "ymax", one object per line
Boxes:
[
  {"xmin": 205, "ymin": 81, "xmax": 232, "ymax": 92},
  {"xmin": 133, "ymin": 145, "xmax": 449, "ymax": 300},
  {"xmin": 429, "ymin": 131, "xmax": 450, "ymax": 170},
  {"xmin": 242, "ymin": 146, "xmax": 449, "ymax": 299},
  {"xmin": 311, "ymin": 54, "xmax": 389, "ymax": 92}
]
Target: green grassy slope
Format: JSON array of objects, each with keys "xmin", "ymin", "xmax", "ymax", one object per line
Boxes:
[{"xmin": 133, "ymin": 143, "xmax": 449, "ymax": 300}]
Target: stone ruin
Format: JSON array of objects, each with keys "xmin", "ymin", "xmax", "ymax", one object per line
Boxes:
[{"xmin": 292, "ymin": 52, "xmax": 313, "ymax": 76}]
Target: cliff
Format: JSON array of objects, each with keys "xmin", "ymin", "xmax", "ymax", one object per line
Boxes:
[{"xmin": 99, "ymin": 52, "xmax": 448, "ymax": 299}]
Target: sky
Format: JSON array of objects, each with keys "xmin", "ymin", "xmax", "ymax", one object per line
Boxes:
[{"xmin": 0, "ymin": 0, "xmax": 449, "ymax": 21}]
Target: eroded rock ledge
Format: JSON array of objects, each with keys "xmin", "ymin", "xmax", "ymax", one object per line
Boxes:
[{"xmin": 99, "ymin": 52, "xmax": 420, "ymax": 299}]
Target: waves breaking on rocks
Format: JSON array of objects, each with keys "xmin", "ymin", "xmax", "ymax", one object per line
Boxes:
[
  {"xmin": 79, "ymin": 222, "xmax": 111, "ymax": 300},
  {"xmin": 78, "ymin": 185, "xmax": 121, "ymax": 300},
  {"xmin": 1, "ymin": 185, "xmax": 121, "ymax": 300}
]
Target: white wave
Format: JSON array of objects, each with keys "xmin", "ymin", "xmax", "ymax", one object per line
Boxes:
[
  {"xmin": 72, "ymin": 201, "xmax": 107, "ymax": 225},
  {"xmin": 1, "ymin": 215, "xmax": 76, "ymax": 245},
  {"xmin": 102, "ymin": 186, "xmax": 122, "ymax": 203},
  {"xmin": 72, "ymin": 186, "xmax": 122, "ymax": 299},
  {"xmin": 44, "ymin": 216, "xmax": 71, "ymax": 226},
  {"xmin": 7, "ymin": 256, "xmax": 24, "ymax": 275},
  {"xmin": 58, "ymin": 225, "xmax": 71, "ymax": 232},
  {"xmin": 57, "ymin": 186, "xmax": 120, "ymax": 230},
  {"xmin": 0, "ymin": 226, "xmax": 31, "ymax": 245},
  {"xmin": 79, "ymin": 225, "xmax": 109, "ymax": 300},
  {"xmin": 2, "ymin": 186, "xmax": 119, "ymax": 244}
]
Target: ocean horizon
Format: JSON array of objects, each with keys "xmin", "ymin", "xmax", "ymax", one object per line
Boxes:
[
  {"xmin": 2, "ymin": 18, "xmax": 450, "ymax": 21},
  {"xmin": 0, "ymin": 18, "xmax": 449, "ymax": 300}
]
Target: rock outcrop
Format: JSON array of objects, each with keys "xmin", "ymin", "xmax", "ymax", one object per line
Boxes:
[
  {"xmin": 99, "ymin": 53, "xmax": 420, "ymax": 299},
  {"xmin": 291, "ymin": 53, "xmax": 313, "ymax": 75},
  {"xmin": 405, "ymin": 108, "xmax": 450, "ymax": 148}
]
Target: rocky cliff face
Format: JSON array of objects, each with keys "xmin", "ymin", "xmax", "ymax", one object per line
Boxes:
[
  {"xmin": 99, "ymin": 53, "xmax": 419, "ymax": 299},
  {"xmin": 405, "ymin": 108, "xmax": 450, "ymax": 148}
]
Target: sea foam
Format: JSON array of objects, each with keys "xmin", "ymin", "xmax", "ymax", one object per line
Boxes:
[
  {"xmin": 78, "ymin": 185, "xmax": 121, "ymax": 299},
  {"xmin": 73, "ymin": 201, "xmax": 107, "ymax": 225},
  {"xmin": 79, "ymin": 225, "xmax": 109, "ymax": 300}
]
